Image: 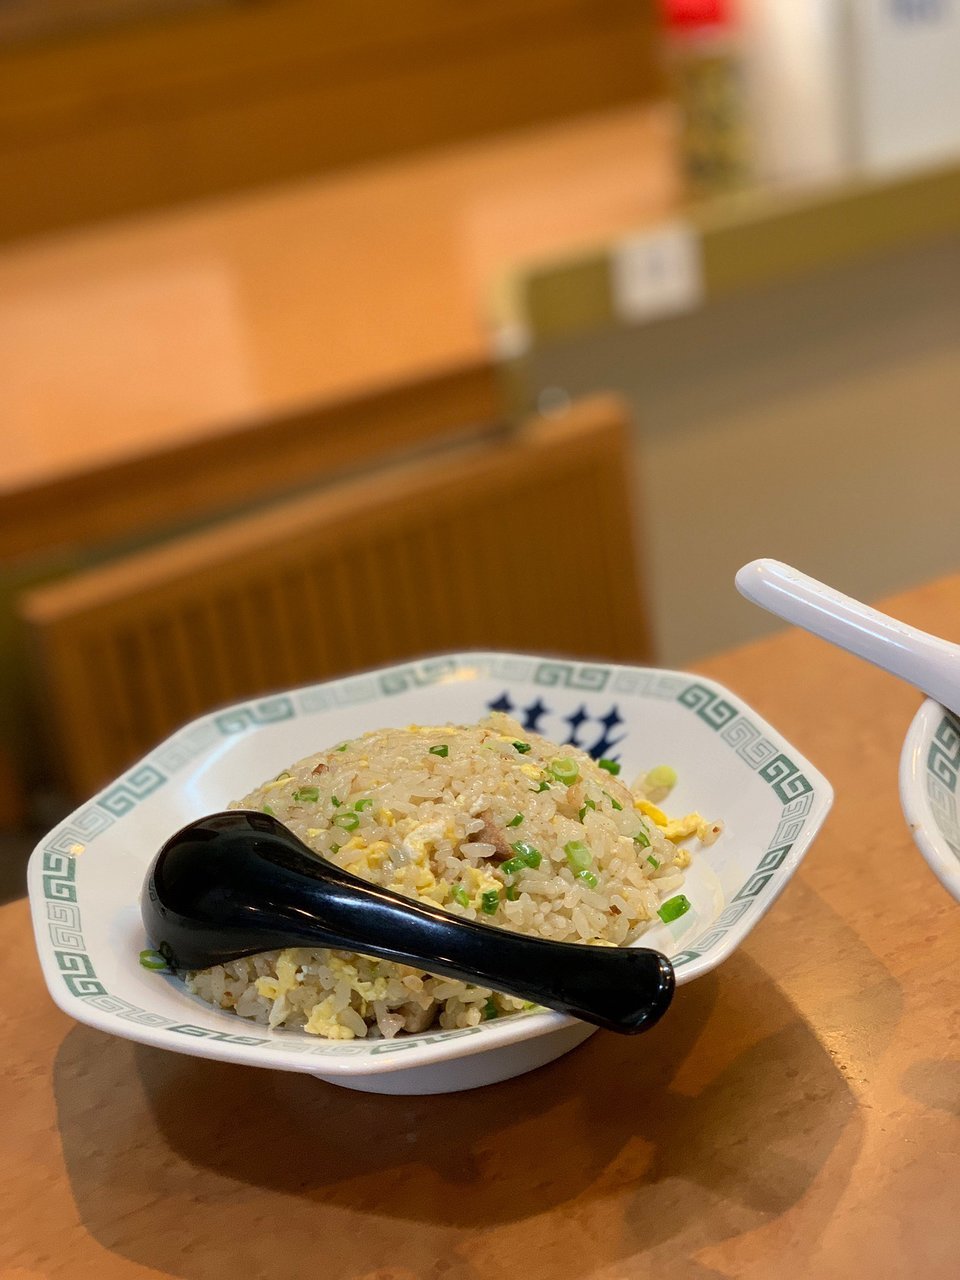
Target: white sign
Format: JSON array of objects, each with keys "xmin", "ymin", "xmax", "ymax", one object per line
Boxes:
[{"xmin": 610, "ymin": 222, "xmax": 704, "ymax": 326}]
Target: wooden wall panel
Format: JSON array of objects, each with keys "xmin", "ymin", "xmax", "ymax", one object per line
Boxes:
[{"xmin": 0, "ymin": 0, "xmax": 664, "ymax": 242}]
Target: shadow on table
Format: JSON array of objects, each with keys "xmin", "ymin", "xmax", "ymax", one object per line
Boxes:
[
  {"xmin": 53, "ymin": 886, "xmax": 896, "ymax": 1280},
  {"xmin": 901, "ymin": 1057, "xmax": 960, "ymax": 1117}
]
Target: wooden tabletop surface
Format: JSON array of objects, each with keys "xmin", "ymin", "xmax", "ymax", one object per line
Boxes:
[
  {"xmin": 3, "ymin": 574, "xmax": 959, "ymax": 1280},
  {"xmin": 0, "ymin": 103, "xmax": 677, "ymax": 500}
]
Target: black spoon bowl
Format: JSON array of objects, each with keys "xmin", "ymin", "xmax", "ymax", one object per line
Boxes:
[{"xmin": 141, "ymin": 809, "xmax": 675, "ymax": 1036}]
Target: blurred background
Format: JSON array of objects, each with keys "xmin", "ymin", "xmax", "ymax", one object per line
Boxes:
[{"xmin": 3, "ymin": 0, "xmax": 960, "ymax": 879}]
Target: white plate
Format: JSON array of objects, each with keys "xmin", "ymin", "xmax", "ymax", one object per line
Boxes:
[
  {"xmin": 900, "ymin": 697, "xmax": 960, "ymax": 904},
  {"xmin": 28, "ymin": 652, "xmax": 833, "ymax": 1093}
]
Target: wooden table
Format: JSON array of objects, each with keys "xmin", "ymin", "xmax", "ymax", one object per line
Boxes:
[
  {"xmin": 0, "ymin": 103, "xmax": 678, "ymax": 563},
  {"xmin": 3, "ymin": 574, "xmax": 958, "ymax": 1279}
]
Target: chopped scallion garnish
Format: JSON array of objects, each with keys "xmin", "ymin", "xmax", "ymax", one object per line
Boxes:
[
  {"xmin": 274, "ymin": 770, "xmax": 292, "ymax": 781},
  {"xmin": 262, "ymin": 804, "xmax": 275, "ymax": 816},
  {"xmin": 481, "ymin": 889, "xmax": 500, "ymax": 915},
  {"xmin": 335, "ymin": 743, "xmax": 350, "ymax": 752},
  {"xmin": 602, "ymin": 790, "xmax": 623, "ymax": 811},
  {"xmin": 510, "ymin": 841, "xmax": 541, "ymax": 868},
  {"xmin": 564, "ymin": 840, "xmax": 592, "ymax": 872},
  {"xmin": 138, "ymin": 949, "xmax": 167, "ymax": 971},
  {"xmin": 429, "ymin": 744, "xmax": 449, "ymax": 757},
  {"xmin": 353, "ymin": 797, "xmax": 373, "ymax": 811},
  {"xmin": 657, "ymin": 894, "xmax": 691, "ymax": 923},
  {"xmin": 633, "ymin": 828, "xmax": 651, "ymax": 849},
  {"xmin": 330, "ymin": 843, "xmax": 342, "ymax": 855},
  {"xmin": 576, "ymin": 870, "xmax": 599, "ymax": 888},
  {"xmin": 483, "ymin": 997, "xmax": 499, "ymax": 1019},
  {"xmin": 506, "ymin": 813, "xmax": 524, "ymax": 828},
  {"xmin": 549, "ymin": 758, "xmax": 579, "ymax": 785},
  {"xmin": 647, "ymin": 854, "xmax": 660, "ymax": 869},
  {"xmin": 292, "ymin": 785, "xmax": 319, "ymax": 803},
  {"xmin": 501, "ymin": 856, "xmax": 527, "ymax": 876},
  {"xmin": 513, "ymin": 741, "xmax": 532, "ymax": 754},
  {"xmin": 646, "ymin": 764, "xmax": 677, "ymax": 791},
  {"xmin": 598, "ymin": 758, "xmax": 621, "ymax": 775},
  {"xmin": 331, "ymin": 795, "xmax": 341, "ymax": 807},
  {"xmin": 452, "ymin": 885, "xmax": 470, "ymax": 907},
  {"xmin": 333, "ymin": 811, "xmax": 360, "ymax": 831},
  {"xmin": 505, "ymin": 884, "xmax": 520, "ymax": 901},
  {"xmin": 578, "ymin": 798, "xmax": 597, "ymax": 821},
  {"xmin": 530, "ymin": 781, "xmax": 551, "ymax": 793}
]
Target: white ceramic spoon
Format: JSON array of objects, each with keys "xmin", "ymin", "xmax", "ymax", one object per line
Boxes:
[{"xmin": 735, "ymin": 559, "xmax": 960, "ymax": 717}]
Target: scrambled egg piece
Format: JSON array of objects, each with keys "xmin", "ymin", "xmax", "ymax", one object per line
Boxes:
[
  {"xmin": 462, "ymin": 864, "xmax": 501, "ymax": 903},
  {"xmin": 338, "ymin": 836, "xmax": 391, "ymax": 877},
  {"xmin": 327, "ymin": 955, "xmax": 390, "ymax": 1002},
  {"xmin": 662, "ymin": 812, "xmax": 703, "ymax": 843},
  {"xmin": 255, "ymin": 949, "xmax": 300, "ymax": 1002},
  {"xmin": 636, "ymin": 798, "xmax": 668, "ymax": 826},
  {"xmin": 637, "ymin": 795, "xmax": 721, "ymax": 847},
  {"xmin": 305, "ymin": 996, "xmax": 356, "ymax": 1039}
]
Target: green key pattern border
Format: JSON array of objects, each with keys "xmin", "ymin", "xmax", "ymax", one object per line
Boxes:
[
  {"xmin": 924, "ymin": 711, "xmax": 960, "ymax": 861},
  {"xmin": 40, "ymin": 659, "xmax": 820, "ymax": 1057}
]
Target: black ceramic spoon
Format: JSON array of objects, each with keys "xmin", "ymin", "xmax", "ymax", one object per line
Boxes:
[{"xmin": 141, "ymin": 809, "xmax": 675, "ymax": 1035}]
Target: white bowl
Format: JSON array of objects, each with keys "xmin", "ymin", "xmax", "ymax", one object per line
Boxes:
[
  {"xmin": 900, "ymin": 697, "xmax": 960, "ymax": 903},
  {"xmin": 28, "ymin": 652, "xmax": 833, "ymax": 1094}
]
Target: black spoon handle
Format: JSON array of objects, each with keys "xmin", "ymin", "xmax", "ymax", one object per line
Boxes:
[{"xmin": 142, "ymin": 810, "xmax": 674, "ymax": 1035}]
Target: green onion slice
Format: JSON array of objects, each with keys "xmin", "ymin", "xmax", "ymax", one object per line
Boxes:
[
  {"xmin": 633, "ymin": 827, "xmax": 651, "ymax": 849},
  {"xmin": 292, "ymin": 786, "xmax": 319, "ymax": 803},
  {"xmin": 564, "ymin": 840, "xmax": 592, "ymax": 872},
  {"xmin": 505, "ymin": 884, "xmax": 520, "ymax": 901},
  {"xmin": 506, "ymin": 813, "xmax": 524, "ymax": 828},
  {"xmin": 646, "ymin": 854, "xmax": 660, "ymax": 869},
  {"xmin": 576, "ymin": 870, "xmax": 599, "ymax": 888},
  {"xmin": 531, "ymin": 781, "xmax": 551, "ymax": 793},
  {"xmin": 513, "ymin": 741, "xmax": 532, "ymax": 754},
  {"xmin": 429, "ymin": 744, "xmax": 449, "ymax": 757},
  {"xmin": 261, "ymin": 804, "xmax": 275, "ymax": 816},
  {"xmin": 333, "ymin": 811, "xmax": 360, "ymax": 831},
  {"xmin": 549, "ymin": 758, "xmax": 579, "ymax": 785},
  {"xmin": 483, "ymin": 996, "xmax": 499, "ymax": 1019},
  {"xmin": 138, "ymin": 949, "xmax": 167, "ymax": 970},
  {"xmin": 602, "ymin": 790, "xmax": 623, "ymax": 811},
  {"xmin": 646, "ymin": 764, "xmax": 677, "ymax": 791},
  {"xmin": 452, "ymin": 885, "xmax": 470, "ymax": 907},
  {"xmin": 657, "ymin": 894, "xmax": 691, "ymax": 924},
  {"xmin": 481, "ymin": 889, "xmax": 500, "ymax": 915},
  {"xmin": 510, "ymin": 841, "xmax": 541, "ymax": 868},
  {"xmin": 353, "ymin": 797, "xmax": 374, "ymax": 811},
  {"xmin": 598, "ymin": 758, "xmax": 621, "ymax": 775}
]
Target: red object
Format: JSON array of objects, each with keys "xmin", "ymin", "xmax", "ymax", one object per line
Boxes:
[{"xmin": 660, "ymin": 0, "xmax": 735, "ymax": 32}]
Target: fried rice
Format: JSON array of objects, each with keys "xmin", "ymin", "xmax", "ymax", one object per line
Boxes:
[{"xmin": 185, "ymin": 713, "xmax": 721, "ymax": 1039}]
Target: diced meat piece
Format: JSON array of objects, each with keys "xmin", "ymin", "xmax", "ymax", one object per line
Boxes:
[{"xmin": 471, "ymin": 814, "xmax": 514, "ymax": 861}]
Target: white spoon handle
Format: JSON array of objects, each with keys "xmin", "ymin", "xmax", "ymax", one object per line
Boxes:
[{"xmin": 736, "ymin": 559, "xmax": 960, "ymax": 715}]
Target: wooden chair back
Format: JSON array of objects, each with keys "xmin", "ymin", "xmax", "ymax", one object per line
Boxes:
[{"xmin": 19, "ymin": 394, "xmax": 653, "ymax": 799}]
